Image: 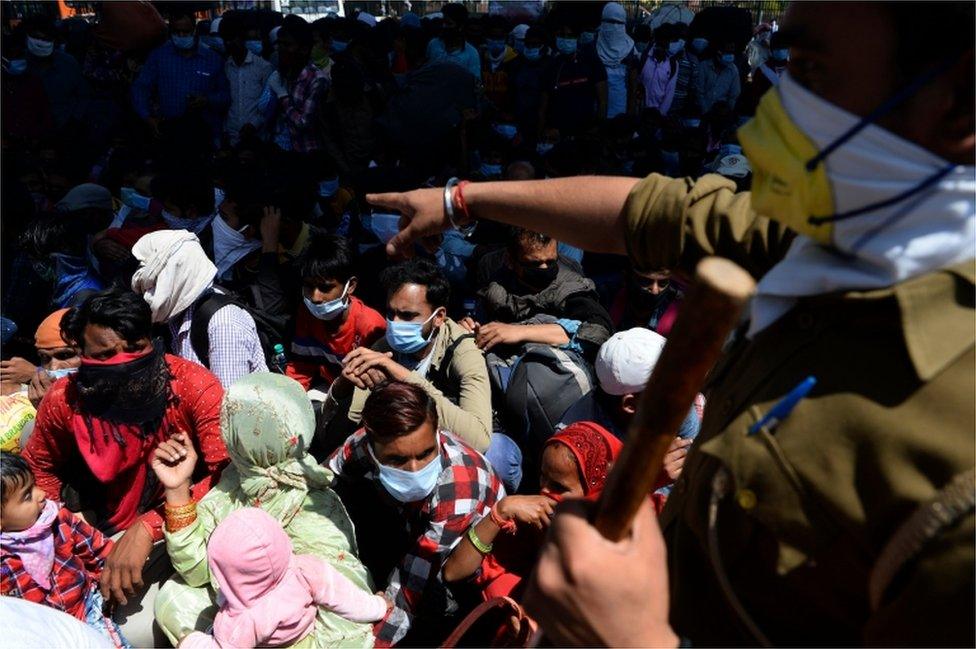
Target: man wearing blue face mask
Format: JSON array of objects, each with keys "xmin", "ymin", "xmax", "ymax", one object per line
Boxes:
[
  {"xmin": 328, "ymin": 381, "xmax": 504, "ymax": 645},
  {"xmin": 322, "ymin": 259, "xmax": 493, "ymax": 456},
  {"xmin": 695, "ymin": 38, "xmax": 741, "ymax": 115},
  {"xmin": 131, "ymin": 11, "xmax": 229, "ymax": 142},
  {"xmin": 742, "ymin": 31, "xmax": 790, "ymax": 115},
  {"xmin": 286, "ymin": 235, "xmax": 386, "ymax": 393},
  {"xmin": 2, "ymin": 28, "xmax": 55, "ymax": 142},
  {"xmin": 367, "ymin": 2, "xmax": 975, "ymax": 644},
  {"xmin": 21, "ymin": 15, "xmax": 90, "ymax": 132},
  {"xmin": 222, "ymin": 13, "xmax": 273, "ymax": 146},
  {"xmin": 507, "ymin": 25, "xmax": 550, "ymax": 143},
  {"xmin": 540, "ymin": 22, "xmax": 607, "ymax": 137},
  {"xmin": 481, "ymin": 16, "xmax": 518, "ymax": 115},
  {"xmin": 426, "ymin": 3, "xmax": 482, "ymax": 80}
]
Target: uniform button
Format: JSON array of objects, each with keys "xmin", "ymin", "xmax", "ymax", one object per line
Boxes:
[
  {"xmin": 796, "ymin": 312, "xmax": 815, "ymax": 330},
  {"xmin": 736, "ymin": 488, "xmax": 757, "ymax": 510}
]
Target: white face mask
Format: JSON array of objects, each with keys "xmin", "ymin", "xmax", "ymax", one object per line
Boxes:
[
  {"xmin": 211, "ymin": 214, "xmax": 260, "ymax": 279},
  {"xmin": 368, "ymin": 433, "xmax": 443, "ymax": 502},
  {"xmin": 27, "ymin": 36, "xmax": 54, "ymax": 58}
]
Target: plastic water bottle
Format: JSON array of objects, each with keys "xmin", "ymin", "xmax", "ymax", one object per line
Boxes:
[
  {"xmin": 271, "ymin": 344, "xmax": 288, "ymax": 374},
  {"xmin": 463, "ymin": 298, "xmax": 477, "ymax": 320}
]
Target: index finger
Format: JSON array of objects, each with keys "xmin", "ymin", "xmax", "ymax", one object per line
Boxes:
[{"xmin": 366, "ymin": 192, "xmax": 409, "ymax": 213}]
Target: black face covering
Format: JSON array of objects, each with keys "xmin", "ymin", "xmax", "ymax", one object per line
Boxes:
[
  {"xmin": 520, "ymin": 264, "xmax": 559, "ymax": 291},
  {"xmin": 75, "ymin": 342, "xmax": 172, "ymax": 449}
]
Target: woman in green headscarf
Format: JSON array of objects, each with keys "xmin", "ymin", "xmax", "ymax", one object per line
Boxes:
[{"xmin": 153, "ymin": 373, "xmax": 376, "ymax": 647}]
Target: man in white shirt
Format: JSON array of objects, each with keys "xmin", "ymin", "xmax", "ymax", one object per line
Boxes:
[{"xmin": 221, "ymin": 13, "xmax": 273, "ymax": 146}]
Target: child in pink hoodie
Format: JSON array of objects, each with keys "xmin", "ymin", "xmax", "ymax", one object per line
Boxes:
[{"xmin": 181, "ymin": 508, "xmax": 389, "ymax": 648}]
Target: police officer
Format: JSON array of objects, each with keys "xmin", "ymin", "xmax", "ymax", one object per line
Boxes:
[{"xmin": 366, "ymin": 2, "xmax": 974, "ymax": 645}]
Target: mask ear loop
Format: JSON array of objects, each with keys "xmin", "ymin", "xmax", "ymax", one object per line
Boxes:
[
  {"xmin": 804, "ymin": 57, "xmax": 959, "ymax": 173},
  {"xmin": 808, "ymin": 163, "xmax": 957, "ymax": 226}
]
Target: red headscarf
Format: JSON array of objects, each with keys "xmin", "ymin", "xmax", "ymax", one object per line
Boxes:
[{"xmin": 545, "ymin": 421, "xmax": 623, "ymax": 500}]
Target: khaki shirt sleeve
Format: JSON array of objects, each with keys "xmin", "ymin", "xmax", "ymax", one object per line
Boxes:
[
  {"xmin": 401, "ymin": 340, "xmax": 493, "ymax": 453},
  {"xmin": 622, "ymin": 173, "xmax": 796, "ymax": 279}
]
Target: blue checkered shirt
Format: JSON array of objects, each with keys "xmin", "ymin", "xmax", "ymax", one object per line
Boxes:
[
  {"xmin": 167, "ymin": 299, "xmax": 268, "ymax": 388},
  {"xmin": 131, "ymin": 40, "xmax": 229, "ymax": 120}
]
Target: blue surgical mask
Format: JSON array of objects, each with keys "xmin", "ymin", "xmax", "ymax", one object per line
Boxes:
[
  {"xmin": 47, "ymin": 368, "xmax": 78, "ymax": 380},
  {"xmin": 120, "ymin": 186, "xmax": 152, "ymax": 211},
  {"xmin": 304, "ymin": 281, "xmax": 350, "ymax": 321},
  {"xmin": 331, "ymin": 39, "xmax": 349, "ymax": 54},
  {"xmin": 245, "ymin": 40, "xmax": 264, "ymax": 55},
  {"xmin": 668, "ymin": 40, "xmax": 684, "ymax": 55},
  {"xmin": 682, "ymin": 117, "xmax": 701, "ymax": 129},
  {"xmin": 486, "ymin": 38, "xmax": 506, "ymax": 57},
  {"xmin": 771, "ymin": 48, "xmax": 789, "ymax": 62},
  {"xmin": 161, "ymin": 209, "xmax": 210, "ymax": 233},
  {"xmin": 492, "ymin": 123, "xmax": 517, "ymax": 140},
  {"xmin": 318, "ymin": 177, "xmax": 340, "ymax": 198},
  {"xmin": 4, "ymin": 58, "xmax": 27, "ymax": 75},
  {"xmin": 202, "ymin": 35, "xmax": 224, "ymax": 53},
  {"xmin": 368, "ymin": 433, "xmax": 443, "ymax": 503},
  {"xmin": 480, "ymin": 162, "xmax": 503, "ymax": 178},
  {"xmin": 555, "ymin": 37, "xmax": 577, "ymax": 56},
  {"xmin": 26, "ymin": 36, "xmax": 54, "ymax": 58},
  {"xmin": 386, "ymin": 310, "xmax": 439, "ymax": 355},
  {"xmin": 720, "ymin": 53, "xmax": 735, "ymax": 64},
  {"xmin": 523, "ymin": 46, "xmax": 542, "ymax": 62},
  {"xmin": 578, "ymin": 31, "xmax": 596, "ymax": 45},
  {"xmin": 536, "ymin": 142, "xmax": 554, "ymax": 156},
  {"xmin": 691, "ymin": 37, "xmax": 708, "ymax": 53},
  {"xmin": 171, "ymin": 35, "xmax": 196, "ymax": 51}
]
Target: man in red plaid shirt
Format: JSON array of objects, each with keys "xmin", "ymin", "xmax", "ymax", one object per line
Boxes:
[{"xmin": 328, "ymin": 381, "xmax": 504, "ymax": 646}]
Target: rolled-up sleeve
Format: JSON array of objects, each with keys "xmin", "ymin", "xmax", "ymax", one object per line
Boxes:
[{"xmin": 622, "ymin": 173, "xmax": 795, "ymax": 280}]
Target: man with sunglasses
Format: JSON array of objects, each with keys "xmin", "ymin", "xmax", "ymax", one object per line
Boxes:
[{"xmin": 367, "ymin": 2, "xmax": 974, "ymax": 644}]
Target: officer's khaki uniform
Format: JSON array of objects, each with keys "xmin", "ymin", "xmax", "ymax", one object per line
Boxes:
[{"xmin": 623, "ymin": 173, "xmax": 974, "ymax": 645}]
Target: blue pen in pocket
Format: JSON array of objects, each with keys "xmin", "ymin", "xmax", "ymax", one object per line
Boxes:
[{"xmin": 748, "ymin": 376, "xmax": 817, "ymax": 436}]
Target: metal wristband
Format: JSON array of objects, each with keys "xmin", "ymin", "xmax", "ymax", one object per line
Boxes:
[{"xmin": 443, "ymin": 176, "xmax": 462, "ymax": 229}]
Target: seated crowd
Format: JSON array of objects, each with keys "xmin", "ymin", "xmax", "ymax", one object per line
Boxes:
[{"xmin": 0, "ymin": 1, "xmax": 778, "ymax": 646}]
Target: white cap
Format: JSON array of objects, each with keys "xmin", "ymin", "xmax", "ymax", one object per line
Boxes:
[
  {"xmin": 596, "ymin": 328, "xmax": 667, "ymax": 396},
  {"xmin": 357, "ymin": 12, "xmax": 377, "ymax": 27},
  {"xmin": 510, "ymin": 24, "xmax": 529, "ymax": 40},
  {"xmin": 715, "ymin": 154, "xmax": 751, "ymax": 179},
  {"xmin": 210, "ymin": 16, "xmax": 222, "ymax": 34},
  {"xmin": 269, "ymin": 25, "xmax": 281, "ymax": 45}
]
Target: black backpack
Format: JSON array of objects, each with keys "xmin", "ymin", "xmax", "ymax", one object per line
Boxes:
[{"xmin": 189, "ymin": 287, "xmax": 288, "ymax": 370}]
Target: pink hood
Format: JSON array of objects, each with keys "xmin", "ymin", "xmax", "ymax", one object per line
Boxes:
[{"xmin": 208, "ymin": 508, "xmax": 318, "ymax": 647}]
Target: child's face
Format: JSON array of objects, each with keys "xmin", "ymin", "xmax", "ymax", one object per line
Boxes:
[
  {"xmin": 2, "ymin": 475, "xmax": 47, "ymax": 532},
  {"xmin": 539, "ymin": 443, "xmax": 584, "ymax": 499}
]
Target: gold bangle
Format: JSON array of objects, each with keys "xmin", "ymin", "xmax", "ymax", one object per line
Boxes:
[
  {"xmin": 165, "ymin": 512, "xmax": 197, "ymax": 533},
  {"xmin": 164, "ymin": 500, "xmax": 197, "ymax": 516}
]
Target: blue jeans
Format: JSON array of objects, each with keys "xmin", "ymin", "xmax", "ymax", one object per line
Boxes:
[{"xmin": 485, "ymin": 432, "xmax": 523, "ymax": 494}]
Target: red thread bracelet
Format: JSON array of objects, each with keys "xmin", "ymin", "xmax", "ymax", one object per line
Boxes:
[
  {"xmin": 490, "ymin": 503, "xmax": 517, "ymax": 534},
  {"xmin": 453, "ymin": 180, "xmax": 472, "ymax": 224}
]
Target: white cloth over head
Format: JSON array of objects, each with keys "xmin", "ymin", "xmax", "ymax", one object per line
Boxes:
[
  {"xmin": 595, "ymin": 327, "xmax": 667, "ymax": 396},
  {"xmin": 211, "ymin": 214, "xmax": 261, "ymax": 280},
  {"xmin": 131, "ymin": 230, "xmax": 218, "ymax": 323},
  {"xmin": 597, "ymin": 2, "xmax": 634, "ymax": 67}
]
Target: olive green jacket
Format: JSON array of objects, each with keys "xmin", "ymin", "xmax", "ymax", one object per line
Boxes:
[
  {"xmin": 624, "ymin": 173, "xmax": 975, "ymax": 646},
  {"xmin": 335, "ymin": 318, "xmax": 493, "ymax": 452}
]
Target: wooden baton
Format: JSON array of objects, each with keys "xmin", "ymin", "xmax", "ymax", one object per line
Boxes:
[{"xmin": 593, "ymin": 257, "xmax": 756, "ymax": 541}]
